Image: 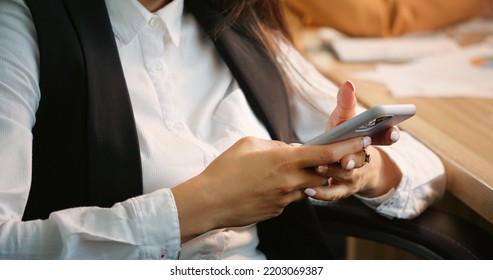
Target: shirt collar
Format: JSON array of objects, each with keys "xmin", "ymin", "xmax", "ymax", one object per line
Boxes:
[{"xmin": 105, "ymin": 0, "xmax": 184, "ymax": 47}]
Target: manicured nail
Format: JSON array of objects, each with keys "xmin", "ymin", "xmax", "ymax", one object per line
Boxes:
[
  {"xmin": 390, "ymin": 130, "xmax": 399, "ymax": 142},
  {"xmin": 362, "ymin": 136, "xmax": 372, "ymax": 148},
  {"xmin": 345, "ymin": 80, "xmax": 355, "ymax": 92},
  {"xmin": 304, "ymin": 188, "xmax": 317, "ymax": 197},
  {"xmin": 345, "ymin": 159, "xmax": 355, "ymax": 170},
  {"xmin": 316, "ymin": 165, "xmax": 329, "ymax": 174}
]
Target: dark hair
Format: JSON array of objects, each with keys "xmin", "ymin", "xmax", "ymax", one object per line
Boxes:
[{"xmin": 210, "ymin": 0, "xmax": 292, "ymax": 56}]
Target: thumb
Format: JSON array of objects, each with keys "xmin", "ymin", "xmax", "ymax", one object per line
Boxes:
[{"xmin": 327, "ymin": 80, "xmax": 357, "ymax": 129}]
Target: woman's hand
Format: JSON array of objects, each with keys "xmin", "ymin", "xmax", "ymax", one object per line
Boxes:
[
  {"xmin": 326, "ymin": 80, "xmax": 401, "ymax": 146},
  {"xmin": 171, "ymin": 134, "xmax": 370, "ymax": 243},
  {"xmin": 306, "ymin": 81, "xmax": 402, "ymax": 201}
]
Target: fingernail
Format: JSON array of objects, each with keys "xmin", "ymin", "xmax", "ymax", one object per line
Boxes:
[
  {"xmin": 304, "ymin": 188, "xmax": 317, "ymax": 197},
  {"xmin": 345, "ymin": 80, "xmax": 355, "ymax": 92},
  {"xmin": 390, "ymin": 131, "xmax": 399, "ymax": 142},
  {"xmin": 316, "ymin": 165, "xmax": 329, "ymax": 174},
  {"xmin": 362, "ymin": 136, "xmax": 372, "ymax": 148},
  {"xmin": 345, "ymin": 159, "xmax": 355, "ymax": 170}
]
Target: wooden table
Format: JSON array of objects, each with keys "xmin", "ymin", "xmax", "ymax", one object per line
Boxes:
[{"xmin": 302, "ymin": 34, "xmax": 493, "ymax": 226}]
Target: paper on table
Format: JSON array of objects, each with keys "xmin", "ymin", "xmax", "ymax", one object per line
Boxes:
[
  {"xmin": 353, "ymin": 44, "xmax": 493, "ymax": 98},
  {"xmin": 320, "ymin": 31, "xmax": 460, "ymax": 62}
]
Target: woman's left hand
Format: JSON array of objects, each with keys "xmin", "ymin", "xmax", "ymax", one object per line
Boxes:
[{"xmin": 305, "ymin": 81, "xmax": 402, "ymax": 201}]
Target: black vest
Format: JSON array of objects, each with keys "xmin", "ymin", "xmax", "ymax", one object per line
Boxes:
[{"xmin": 24, "ymin": 0, "xmax": 333, "ymax": 260}]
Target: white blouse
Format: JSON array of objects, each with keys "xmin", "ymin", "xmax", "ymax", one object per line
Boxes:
[{"xmin": 0, "ymin": 0, "xmax": 445, "ymax": 259}]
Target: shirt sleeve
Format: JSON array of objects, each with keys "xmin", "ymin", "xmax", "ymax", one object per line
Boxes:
[
  {"xmin": 279, "ymin": 41, "xmax": 446, "ymax": 219},
  {"xmin": 0, "ymin": 0, "xmax": 181, "ymax": 259}
]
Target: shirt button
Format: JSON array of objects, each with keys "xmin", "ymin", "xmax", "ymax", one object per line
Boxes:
[
  {"xmin": 172, "ymin": 122, "xmax": 184, "ymax": 132},
  {"xmin": 149, "ymin": 17, "xmax": 160, "ymax": 27},
  {"xmin": 154, "ymin": 62, "xmax": 163, "ymax": 71}
]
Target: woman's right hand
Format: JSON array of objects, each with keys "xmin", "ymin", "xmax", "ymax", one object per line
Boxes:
[{"xmin": 171, "ymin": 135, "xmax": 370, "ymax": 242}]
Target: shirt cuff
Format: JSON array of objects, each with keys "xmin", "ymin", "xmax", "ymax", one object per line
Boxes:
[
  {"xmin": 353, "ymin": 188, "xmax": 396, "ymax": 215},
  {"xmin": 129, "ymin": 188, "xmax": 181, "ymax": 259},
  {"xmin": 353, "ymin": 144, "xmax": 412, "ymax": 219}
]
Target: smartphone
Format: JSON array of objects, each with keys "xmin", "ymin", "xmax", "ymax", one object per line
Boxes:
[{"xmin": 304, "ymin": 104, "xmax": 416, "ymax": 145}]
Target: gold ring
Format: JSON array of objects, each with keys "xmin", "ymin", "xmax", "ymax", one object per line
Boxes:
[{"xmin": 361, "ymin": 149, "xmax": 371, "ymax": 166}]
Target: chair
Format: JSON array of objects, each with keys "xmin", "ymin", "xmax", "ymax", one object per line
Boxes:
[{"xmin": 314, "ymin": 196, "xmax": 493, "ymax": 259}]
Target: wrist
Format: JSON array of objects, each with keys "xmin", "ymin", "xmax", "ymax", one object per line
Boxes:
[
  {"xmin": 171, "ymin": 175, "xmax": 220, "ymax": 243},
  {"xmin": 357, "ymin": 147, "xmax": 401, "ymax": 198}
]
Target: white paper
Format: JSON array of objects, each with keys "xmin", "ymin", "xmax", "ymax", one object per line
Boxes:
[
  {"xmin": 321, "ymin": 32, "xmax": 460, "ymax": 62},
  {"xmin": 353, "ymin": 44, "xmax": 493, "ymax": 98}
]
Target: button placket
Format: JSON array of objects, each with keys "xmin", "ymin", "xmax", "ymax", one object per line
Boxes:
[
  {"xmin": 153, "ymin": 61, "xmax": 164, "ymax": 71},
  {"xmin": 139, "ymin": 15, "xmax": 194, "ymax": 141}
]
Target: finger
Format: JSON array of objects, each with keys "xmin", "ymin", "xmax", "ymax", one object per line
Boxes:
[
  {"xmin": 305, "ymin": 183, "xmax": 353, "ymax": 201},
  {"xmin": 371, "ymin": 127, "xmax": 400, "ymax": 146},
  {"xmin": 339, "ymin": 154, "xmax": 357, "ymax": 170},
  {"xmin": 290, "ymin": 188, "xmax": 308, "ymax": 202},
  {"xmin": 295, "ymin": 170, "xmax": 333, "ymax": 191},
  {"xmin": 327, "ymin": 80, "xmax": 357, "ymax": 129},
  {"xmin": 292, "ymin": 136, "xmax": 372, "ymax": 169},
  {"xmin": 338, "ymin": 150, "xmax": 370, "ymax": 170},
  {"xmin": 318, "ymin": 165, "xmax": 354, "ymax": 183},
  {"xmin": 303, "ymin": 188, "xmax": 317, "ymax": 197}
]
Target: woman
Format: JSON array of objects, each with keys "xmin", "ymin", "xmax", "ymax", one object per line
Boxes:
[{"xmin": 0, "ymin": 0, "xmax": 445, "ymax": 259}]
